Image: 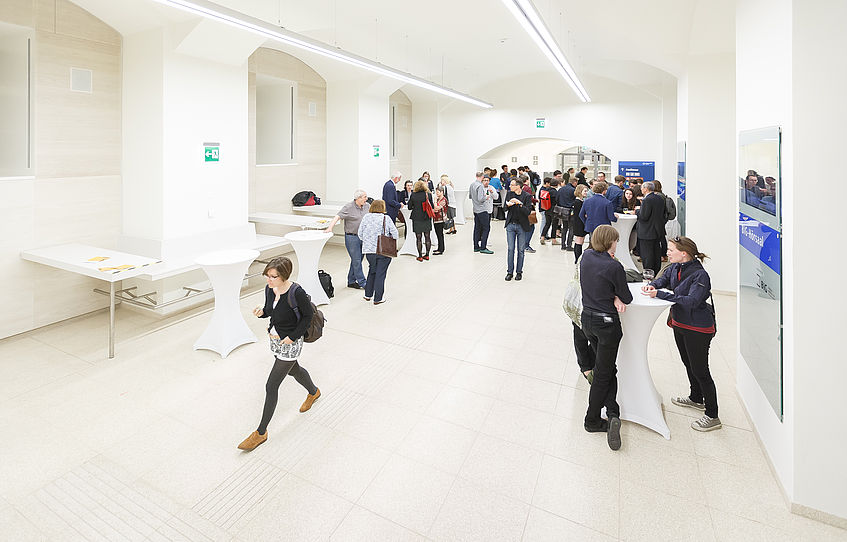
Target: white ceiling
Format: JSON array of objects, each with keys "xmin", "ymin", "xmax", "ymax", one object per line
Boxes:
[{"xmin": 70, "ymin": 0, "xmax": 735, "ymax": 103}]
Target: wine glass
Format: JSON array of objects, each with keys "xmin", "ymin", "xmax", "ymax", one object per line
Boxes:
[{"xmin": 642, "ymin": 268, "xmax": 655, "ymax": 284}]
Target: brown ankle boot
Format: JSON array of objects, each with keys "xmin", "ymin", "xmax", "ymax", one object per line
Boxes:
[
  {"xmin": 237, "ymin": 430, "xmax": 267, "ymax": 451},
  {"xmin": 300, "ymin": 388, "xmax": 321, "ymax": 412}
]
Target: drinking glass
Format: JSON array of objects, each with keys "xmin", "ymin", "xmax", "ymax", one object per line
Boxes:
[{"xmin": 643, "ymin": 268, "xmax": 655, "ymax": 283}]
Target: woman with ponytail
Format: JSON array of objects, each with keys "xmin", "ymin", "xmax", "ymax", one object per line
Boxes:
[{"xmin": 641, "ymin": 236, "xmax": 721, "ymax": 432}]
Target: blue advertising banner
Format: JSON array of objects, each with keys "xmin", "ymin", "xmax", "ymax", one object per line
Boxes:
[
  {"xmin": 618, "ymin": 161, "xmax": 655, "ymax": 183},
  {"xmin": 677, "ymin": 161, "xmax": 686, "ymax": 201},
  {"xmin": 739, "ymin": 212, "xmax": 781, "ymax": 275}
]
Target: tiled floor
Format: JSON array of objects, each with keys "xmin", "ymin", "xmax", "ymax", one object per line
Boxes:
[{"xmin": 1, "ymin": 225, "xmax": 846, "ymax": 541}]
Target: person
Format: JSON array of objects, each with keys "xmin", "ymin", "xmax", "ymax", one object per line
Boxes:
[
  {"xmin": 571, "ymin": 184, "xmax": 589, "ymax": 263},
  {"xmin": 441, "ymin": 175, "xmax": 458, "ymax": 234},
  {"xmin": 557, "ymin": 174, "xmax": 577, "ymax": 251},
  {"xmin": 519, "ymin": 174, "xmax": 537, "ymax": 253},
  {"xmin": 618, "ymin": 187, "xmax": 638, "ymax": 213},
  {"xmin": 636, "ymin": 181, "xmax": 665, "ymax": 277},
  {"xmin": 420, "ymin": 171, "xmax": 435, "ymax": 192},
  {"xmin": 488, "ymin": 170, "xmax": 502, "ymax": 191},
  {"xmin": 357, "ymin": 200, "xmax": 399, "ymax": 305},
  {"xmin": 606, "ymin": 175, "xmax": 625, "ymax": 210},
  {"xmin": 539, "ymin": 178, "xmax": 559, "ymax": 245},
  {"xmin": 503, "ymin": 178, "xmax": 533, "ymax": 281},
  {"xmin": 407, "ymin": 180, "xmax": 434, "ymax": 261},
  {"xmin": 563, "ymin": 261, "xmax": 596, "ymax": 384},
  {"xmin": 432, "ymin": 186, "xmax": 448, "ymax": 255},
  {"xmin": 323, "ymin": 189, "xmax": 370, "ymax": 289},
  {"xmin": 470, "ymin": 171, "xmax": 496, "ymax": 254},
  {"xmin": 642, "ymin": 236, "xmax": 721, "ymax": 431},
  {"xmin": 579, "ymin": 181, "xmax": 617, "ymax": 233},
  {"xmin": 653, "ymin": 180, "xmax": 671, "ymax": 262},
  {"xmin": 398, "ymin": 179, "xmax": 414, "ymax": 205},
  {"xmin": 575, "ymin": 166, "xmax": 588, "ymax": 186},
  {"xmin": 500, "ymin": 164, "xmax": 511, "ymax": 187},
  {"xmin": 382, "ymin": 172, "xmax": 403, "ymax": 222},
  {"xmin": 579, "ymin": 225, "xmax": 632, "ymax": 451},
  {"xmin": 565, "ymin": 167, "xmax": 575, "ymax": 182},
  {"xmin": 238, "ymin": 257, "xmax": 321, "ymax": 451}
]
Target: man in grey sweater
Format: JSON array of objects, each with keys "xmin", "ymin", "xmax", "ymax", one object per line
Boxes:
[{"xmin": 470, "ymin": 171, "xmax": 496, "ymax": 254}]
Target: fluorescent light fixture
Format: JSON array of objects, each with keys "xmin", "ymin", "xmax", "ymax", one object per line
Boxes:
[
  {"xmin": 148, "ymin": 0, "xmax": 493, "ymax": 108},
  {"xmin": 501, "ymin": 0, "xmax": 590, "ymax": 103}
]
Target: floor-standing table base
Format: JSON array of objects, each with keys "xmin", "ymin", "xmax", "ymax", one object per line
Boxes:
[
  {"xmin": 194, "ymin": 249, "xmax": 260, "ymax": 358},
  {"xmin": 453, "ymin": 189, "xmax": 468, "ymax": 225},
  {"xmin": 398, "ymin": 207, "xmax": 434, "ymax": 256},
  {"xmin": 612, "ymin": 214, "xmax": 638, "ymax": 270},
  {"xmin": 617, "ymin": 283, "xmax": 674, "ymax": 439},
  {"xmin": 284, "ymin": 230, "xmax": 332, "ymax": 305}
]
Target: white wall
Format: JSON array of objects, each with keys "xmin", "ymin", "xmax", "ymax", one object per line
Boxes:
[{"xmin": 411, "ymin": 99, "xmax": 439, "ymax": 183}]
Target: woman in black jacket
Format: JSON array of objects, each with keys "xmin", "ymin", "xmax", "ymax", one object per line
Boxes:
[
  {"xmin": 570, "ymin": 184, "xmax": 589, "ymax": 263},
  {"xmin": 407, "ymin": 181, "xmax": 435, "ymax": 261},
  {"xmin": 503, "ymin": 178, "xmax": 533, "ymax": 281},
  {"xmin": 238, "ymin": 257, "xmax": 321, "ymax": 451},
  {"xmin": 642, "ymin": 236, "xmax": 720, "ymax": 432}
]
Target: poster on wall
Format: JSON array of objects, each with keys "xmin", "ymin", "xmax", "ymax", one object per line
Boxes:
[
  {"xmin": 618, "ymin": 161, "xmax": 655, "ymax": 184},
  {"xmin": 738, "ymin": 126, "xmax": 783, "ymax": 420}
]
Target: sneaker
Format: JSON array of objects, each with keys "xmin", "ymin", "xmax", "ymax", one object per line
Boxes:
[
  {"xmin": 691, "ymin": 415, "xmax": 722, "ymax": 432},
  {"xmin": 505, "ymin": 273, "xmax": 513, "ymax": 281},
  {"xmin": 300, "ymin": 388, "xmax": 321, "ymax": 412},
  {"xmin": 374, "ymin": 298, "xmax": 387, "ymax": 305},
  {"xmin": 607, "ymin": 416, "xmax": 622, "ymax": 450},
  {"xmin": 515, "ymin": 272, "xmax": 522, "ymax": 281},
  {"xmin": 525, "ymin": 247, "xmax": 536, "ymax": 253},
  {"xmin": 237, "ymin": 430, "xmax": 267, "ymax": 451},
  {"xmin": 671, "ymin": 396, "xmax": 706, "ymax": 411},
  {"xmin": 479, "ymin": 249, "xmax": 494, "ymax": 254},
  {"xmin": 474, "ymin": 248, "xmax": 481, "ymax": 252},
  {"xmin": 540, "ymin": 237, "xmax": 546, "ymax": 245},
  {"xmin": 584, "ymin": 419, "xmax": 609, "ymax": 433},
  {"xmin": 347, "ymin": 283, "xmax": 362, "ymax": 289}
]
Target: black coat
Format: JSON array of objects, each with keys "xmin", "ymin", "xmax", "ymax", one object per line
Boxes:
[
  {"xmin": 636, "ymin": 192, "xmax": 666, "ymax": 240},
  {"xmin": 504, "ymin": 190, "xmax": 533, "ymax": 232}
]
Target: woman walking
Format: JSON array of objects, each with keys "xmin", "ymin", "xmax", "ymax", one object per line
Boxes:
[
  {"xmin": 432, "ymin": 186, "xmax": 448, "ymax": 255},
  {"xmin": 642, "ymin": 236, "xmax": 720, "ymax": 431},
  {"xmin": 407, "ymin": 181, "xmax": 435, "ymax": 261},
  {"xmin": 358, "ymin": 200, "xmax": 399, "ymax": 305},
  {"xmin": 238, "ymin": 257, "xmax": 321, "ymax": 451}
]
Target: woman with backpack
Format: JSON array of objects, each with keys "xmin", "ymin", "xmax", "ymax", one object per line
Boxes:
[
  {"xmin": 238, "ymin": 256, "xmax": 321, "ymax": 451},
  {"xmin": 641, "ymin": 236, "xmax": 720, "ymax": 432}
]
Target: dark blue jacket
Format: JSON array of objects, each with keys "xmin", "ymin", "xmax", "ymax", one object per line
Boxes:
[
  {"xmin": 579, "ymin": 193, "xmax": 617, "ymax": 233},
  {"xmin": 557, "ymin": 184, "xmax": 575, "ymax": 208},
  {"xmin": 651, "ymin": 260, "xmax": 716, "ymax": 333},
  {"xmin": 383, "ymin": 180, "xmax": 402, "ymax": 221},
  {"xmin": 605, "ymin": 184, "xmax": 623, "ymax": 210}
]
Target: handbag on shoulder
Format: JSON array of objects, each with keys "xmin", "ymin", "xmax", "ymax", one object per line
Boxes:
[
  {"xmin": 422, "ymin": 196, "xmax": 436, "ymax": 219},
  {"xmin": 376, "ymin": 215, "xmax": 398, "ymax": 257}
]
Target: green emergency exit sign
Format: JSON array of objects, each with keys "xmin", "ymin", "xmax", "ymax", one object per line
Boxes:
[
  {"xmin": 204, "ymin": 146, "xmax": 219, "ymax": 162},
  {"xmin": 536, "ymin": 118, "xmax": 545, "ymax": 128}
]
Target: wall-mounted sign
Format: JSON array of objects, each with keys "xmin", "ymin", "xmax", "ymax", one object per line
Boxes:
[
  {"xmin": 511, "ymin": 156, "xmax": 518, "ymax": 163},
  {"xmin": 536, "ymin": 118, "xmax": 545, "ymax": 128},
  {"xmin": 373, "ymin": 145, "xmax": 380, "ymax": 157},
  {"xmin": 204, "ymin": 142, "xmax": 220, "ymax": 162},
  {"xmin": 618, "ymin": 161, "xmax": 655, "ymax": 182}
]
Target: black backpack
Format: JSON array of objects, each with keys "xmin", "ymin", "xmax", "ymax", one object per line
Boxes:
[
  {"xmin": 285, "ymin": 283, "xmax": 326, "ymax": 343},
  {"xmin": 664, "ymin": 195, "xmax": 677, "ymax": 220},
  {"xmin": 292, "ymin": 191, "xmax": 318, "ymax": 206},
  {"xmin": 318, "ymin": 269, "xmax": 334, "ymax": 298}
]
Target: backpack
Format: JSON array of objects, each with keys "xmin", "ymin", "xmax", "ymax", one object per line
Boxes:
[
  {"xmin": 285, "ymin": 283, "xmax": 326, "ymax": 343},
  {"xmin": 292, "ymin": 191, "xmax": 318, "ymax": 206},
  {"xmin": 318, "ymin": 269, "xmax": 334, "ymax": 298},
  {"xmin": 664, "ymin": 195, "xmax": 677, "ymax": 220},
  {"xmin": 539, "ymin": 188, "xmax": 552, "ymax": 210}
]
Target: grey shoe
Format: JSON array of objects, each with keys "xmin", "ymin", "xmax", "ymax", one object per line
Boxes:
[
  {"xmin": 525, "ymin": 247, "xmax": 536, "ymax": 253},
  {"xmin": 671, "ymin": 396, "xmax": 706, "ymax": 411},
  {"xmin": 607, "ymin": 416, "xmax": 622, "ymax": 450},
  {"xmin": 691, "ymin": 415, "xmax": 722, "ymax": 432}
]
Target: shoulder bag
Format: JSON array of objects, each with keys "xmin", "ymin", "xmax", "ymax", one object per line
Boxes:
[{"xmin": 376, "ymin": 215, "xmax": 398, "ymax": 257}]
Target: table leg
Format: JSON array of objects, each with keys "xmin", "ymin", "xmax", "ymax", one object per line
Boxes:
[{"xmin": 109, "ymin": 281, "xmax": 115, "ymax": 359}]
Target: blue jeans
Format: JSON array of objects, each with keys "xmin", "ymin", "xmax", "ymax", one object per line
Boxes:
[
  {"xmin": 524, "ymin": 223, "xmax": 535, "ymax": 249},
  {"xmin": 364, "ymin": 253, "xmax": 391, "ymax": 302},
  {"xmin": 473, "ymin": 211, "xmax": 491, "ymax": 250},
  {"xmin": 505, "ymin": 223, "xmax": 526, "ymax": 274},
  {"xmin": 344, "ymin": 234, "xmax": 366, "ymax": 286}
]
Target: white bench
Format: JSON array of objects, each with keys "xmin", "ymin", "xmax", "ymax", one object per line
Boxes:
[
  {"xmin": 248, "ymin": 212, "xmax": 334, "ymax": 231},
  {"xmin": 291, "ymin": 203, "xmax": 344, "ymax": 217}
]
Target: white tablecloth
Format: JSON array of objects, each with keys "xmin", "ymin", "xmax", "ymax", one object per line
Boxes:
[
  {"xmin": 612, "ymin": 214, "xmax": 638, "ymax": 270},
  {"xmin": 284, "ymin": 230, "xmax": 333, "ymax": 305}
]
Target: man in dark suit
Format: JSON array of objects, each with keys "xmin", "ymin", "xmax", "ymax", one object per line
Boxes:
[
  {"xmin": 382, "ymin": 172, "xmax": 403, "ymax": 222},
  {"xmin": 575, "ymin": 166, "xmax": 588, "ymax": 186},
  {"xmin": 636, "ymin": 181, "xmax": 665, "ymax": 276}
]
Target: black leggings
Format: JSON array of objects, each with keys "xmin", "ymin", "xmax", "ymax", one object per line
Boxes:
[
  {"xmin": 673, "ymin": 327, "xmax": 718, "ymax": 418},
  {"xmin": 415, "ymin": 231, "xmax": 432, "ymax": 257},
  {"xmin": 258, "ymin": 358, "xmax": 317, "ymax": 435},
  {"xmin": 434, "ymin": 222, "xmax": 445, "ymax": 252}
]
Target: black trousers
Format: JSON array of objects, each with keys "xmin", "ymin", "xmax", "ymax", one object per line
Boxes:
[
  {"xmin": 560, "ymin": 211, "xmax": 573, "ymax": 249},
  {"xmin": 573, "ymin": 322, "xmax": 596, "ymax": 372},
  {"xmin": 541, "ymin": 210, "xmax": 558, "ymax": 239},
  {"xmin": 639, "ymin": 238, "xmax": 661, "ymax": 276},
  {"xmin": 473, "ymin": 211, "xmax": 491, "ymax": 250},
  {"xmin": 434, "ymin": 222, "xmax": 445, "ymax": 252},
  {"xmin": 581, "ymin": 313, "xmax": 623, "ymax": 426},
  {"xmin": 258, "ymin": 358, "xmax": 317, "ymax": 434},
  {"xmin": 673, "ymin": 327, "xmax": 719, "ymax": 418}
]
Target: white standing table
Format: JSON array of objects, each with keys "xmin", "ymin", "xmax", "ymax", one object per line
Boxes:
[
  {"xmin": 193, "ymin": 249, "xmax": 260, "ymax": 358},
  {"xmin": 21, "ymin": 244, "xmax": 163, "ymax": 358},
  {"xmin": 617, "ymin": 283, "xmax": 674, "ymax": 439},
  {"xmin": 453, "ymin": 189, "xmax": 468, "ymax": 225},
  {"xmin": 612, "ymin": 213, "xmax": 638, "ymax": 270},
  {"xmin": 284, "ymin": 230, "xmax": 333, "ymax": 305},
  {"xmin": 398, "ymin": 207, "xmax": 434, "ymax": 256}
]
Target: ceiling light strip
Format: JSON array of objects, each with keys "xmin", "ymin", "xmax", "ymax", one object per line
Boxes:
[
  {"xmin": 149, "ymin": 0, "xmax": 493, "ymax": 108},
  {"xmin": 502, "ymin": 0, "xmax": 590, "ymax": 103}
]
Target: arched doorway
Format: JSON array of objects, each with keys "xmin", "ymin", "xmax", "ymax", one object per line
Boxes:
[{"xmin": 476, "ymin": 138, "xmax": 613, "ymax": 181}]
